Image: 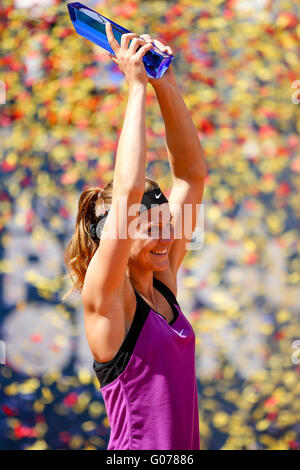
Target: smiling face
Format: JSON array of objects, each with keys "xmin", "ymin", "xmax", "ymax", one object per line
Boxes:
[{"xmin": 128, "ymin": 203, "xmax": 175, "ymax": 271}]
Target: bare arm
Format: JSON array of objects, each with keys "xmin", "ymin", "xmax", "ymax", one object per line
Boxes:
[
  {"xmin": 150, "ymin": 71, "xmax": 206, "ymax": 277},
  {"xmin": 136, "ymin": 40, "xmax": 206, "ymax": 275},
  {"xmin": 113, "ymin": 83, "xmax": 148, "ymax": 196},
  {"xmin": 82, "ymin": 28, "xmax": 154, "ymax": 314},
  {"xmin": 135, "ymin": 34, "xmax": 206, "ymax": 180},
  {"xmin": 151, "ymin": 74, "xmax": 206, "ymax": 181}
]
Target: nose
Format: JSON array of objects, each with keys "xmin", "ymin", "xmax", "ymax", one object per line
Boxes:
[{"xmin": 159, "ymin": 224, "xmax": 174, "ymax": 244}]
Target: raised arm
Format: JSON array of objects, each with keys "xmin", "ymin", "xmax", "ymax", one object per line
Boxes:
[
  {"xmin": 151, "ymin": 72, "xmax": 206, "ymax": 277},
  {"xmin": 123, "ymin": 33, "xmax": 207, "ymax": 279},
  {"xmin": 82, "ymin": 24, "xmax": 154, "ymax": 316}
]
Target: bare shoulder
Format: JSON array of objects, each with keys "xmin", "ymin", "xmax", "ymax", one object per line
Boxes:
[
  {"xmin": 83, "ymin": 276, "xmax": 135, "ymax": 364},
  {"xmin": 83, "ymin": 267, "xmax": 176, "ymax": 363}
]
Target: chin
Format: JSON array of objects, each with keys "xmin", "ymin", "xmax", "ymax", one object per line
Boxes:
[
  {"xmin": 151, "ymin": 259, "xmax": 169, "ymax": 270},
  {"xmin": 159, "ymin": 265, "xmax": 169, "ymax": 271}
]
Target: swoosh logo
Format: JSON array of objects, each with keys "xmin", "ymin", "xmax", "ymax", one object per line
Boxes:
[
  {"xmin": 178, "ymin": 329, "xmax": 185, "ymax": 337},
  {"xmin": 155, "ymin": 193, "xmax": 161, "ymax": 199}
]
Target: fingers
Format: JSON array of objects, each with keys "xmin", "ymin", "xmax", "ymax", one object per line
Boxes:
[
  {"xmin": 135, "ymin": 41, "xmax": 154, "ymax": 61},
  {"xmin": 111, "ymin": 57, "xmax": 119, "ymax": 66},
  {"xmin": 128, "ymin": 37, "xmax": 145, "ymax": 54},
  {"xmin": 105, "ymin": 21, "xmax": 120, "ymax": 53},
  {"xmin": 120, "ymin": 32, "xmax": 139, "ymax": 49},
  {"xmin": 139, "ymin": 33, "xmax": 174, "ymax": 55},
  {"xmin": 139, "ymin": 34, "xmax": 153, "ymax": 43},
  {"xmin": 153, "ymin": 39, "xmax": 173, "ymax": 55},
  {"xmin": 108, "ymin": 53, "xmax": 118, "ymax": 65}
]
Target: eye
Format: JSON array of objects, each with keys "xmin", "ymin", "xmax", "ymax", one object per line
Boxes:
[
  {"xmin": 167, "ymin": 217, "xmax": 173, "ymax": 229},
  {"xmin": 148, "ymin": 226, "xmax": 158, "ymax": 233},
  {"xmin": 148, "ymin": 217, "xmax": 173, "ymax": 233}
]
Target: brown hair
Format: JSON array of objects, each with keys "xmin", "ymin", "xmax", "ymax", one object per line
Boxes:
[{"xmin": 61, "ymin": 175, "xmax": 160, "ymax": 302}]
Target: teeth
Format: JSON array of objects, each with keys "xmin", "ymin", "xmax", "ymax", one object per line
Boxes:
[{"xmin": 151, "ymin": 249, "xmax": 168, "ymax": 255}]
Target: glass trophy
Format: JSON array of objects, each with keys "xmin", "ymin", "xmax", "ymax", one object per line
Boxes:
[{"xmin": 67, "ymin": 2, "xmax": 174, "ymax": 79}]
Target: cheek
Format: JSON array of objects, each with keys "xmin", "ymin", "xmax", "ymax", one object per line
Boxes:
[
  {"xmin": 130, "ymin": 239, "xmax": 141, "ymax": 256},
  {"xmin": 134, "ymin": 230, "xmax": 158, "ymax": 254},
  {"xmin": 133, "ymin": 239, "xmax": 150, "ymax": 256},
  {"xmin": 141, "ymin": 240, "xmax": 156, "ymax": 256}
]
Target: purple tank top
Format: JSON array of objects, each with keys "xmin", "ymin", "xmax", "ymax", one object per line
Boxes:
[{"xmin": 93, "ymin": 277, "xmax": 200, "ymax": 450}]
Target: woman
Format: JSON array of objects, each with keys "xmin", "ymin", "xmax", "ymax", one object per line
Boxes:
[{"xmin": 63, "ymin": 22, "xmax": 206, "ymax": 450}]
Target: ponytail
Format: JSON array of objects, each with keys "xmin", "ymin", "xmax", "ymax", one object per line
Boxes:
[
  {"xmin": 61, "ymin": 175, "xmax": 159, "ymax": 302},
  {"xmin": 61, "ymin": 182, "xmax": 113, "ymax": 302}
]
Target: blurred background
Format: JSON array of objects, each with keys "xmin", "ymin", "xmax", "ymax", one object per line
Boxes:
[{"xmin": 0, "ymin": 0, "xmax": 300, "ymax": 450}]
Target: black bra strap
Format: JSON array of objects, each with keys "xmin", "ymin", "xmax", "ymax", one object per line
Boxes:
[
  {"xmin": 153, "ymin": 277, "xmax": 179, "ymax": 307},
  {"xmin": 93, "ymin": 289, "xmax": 149, "ymax": 388}
]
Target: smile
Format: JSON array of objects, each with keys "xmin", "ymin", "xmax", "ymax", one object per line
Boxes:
[{"xmin": 150, "ymin": 249, "xmax": 168, "ymax": 256}]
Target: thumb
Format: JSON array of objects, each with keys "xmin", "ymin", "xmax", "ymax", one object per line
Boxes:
[{"xmin": 108, "ymin": 53, "xmax": 118, "ymax": 64}]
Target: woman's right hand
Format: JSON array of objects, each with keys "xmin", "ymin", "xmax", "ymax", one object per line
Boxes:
[{"xmin": 105, "ymin": 22, "xmax": 154, "ymax": 88}]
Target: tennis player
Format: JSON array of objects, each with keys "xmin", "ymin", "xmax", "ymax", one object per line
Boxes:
[{"xmin": 63, "ymin": 22, "xmax": 206, "ymax": 450}]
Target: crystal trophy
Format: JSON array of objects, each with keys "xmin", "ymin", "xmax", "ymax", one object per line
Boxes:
[{"xmin": 67, "ymin": 2, "xmax": 174, "ymax": 79}]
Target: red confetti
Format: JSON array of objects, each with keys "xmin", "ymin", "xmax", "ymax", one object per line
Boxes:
[
  {"xmin": 30, "ymin": 333, "xmax": 44, "ymax": 343},
  {"xmin": 63, "ymin": 392, "xmax": 78, "ymax": 407}
]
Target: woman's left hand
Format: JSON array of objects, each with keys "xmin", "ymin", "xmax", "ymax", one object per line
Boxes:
[{"xmin": 108, "ymin": 34, "xmax": 177, "ymax": 88}]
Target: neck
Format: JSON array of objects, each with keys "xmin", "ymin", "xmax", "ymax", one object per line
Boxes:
[{"xmin": 126, "ymin": 266, "xmax": 157, "ymax": 306}]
